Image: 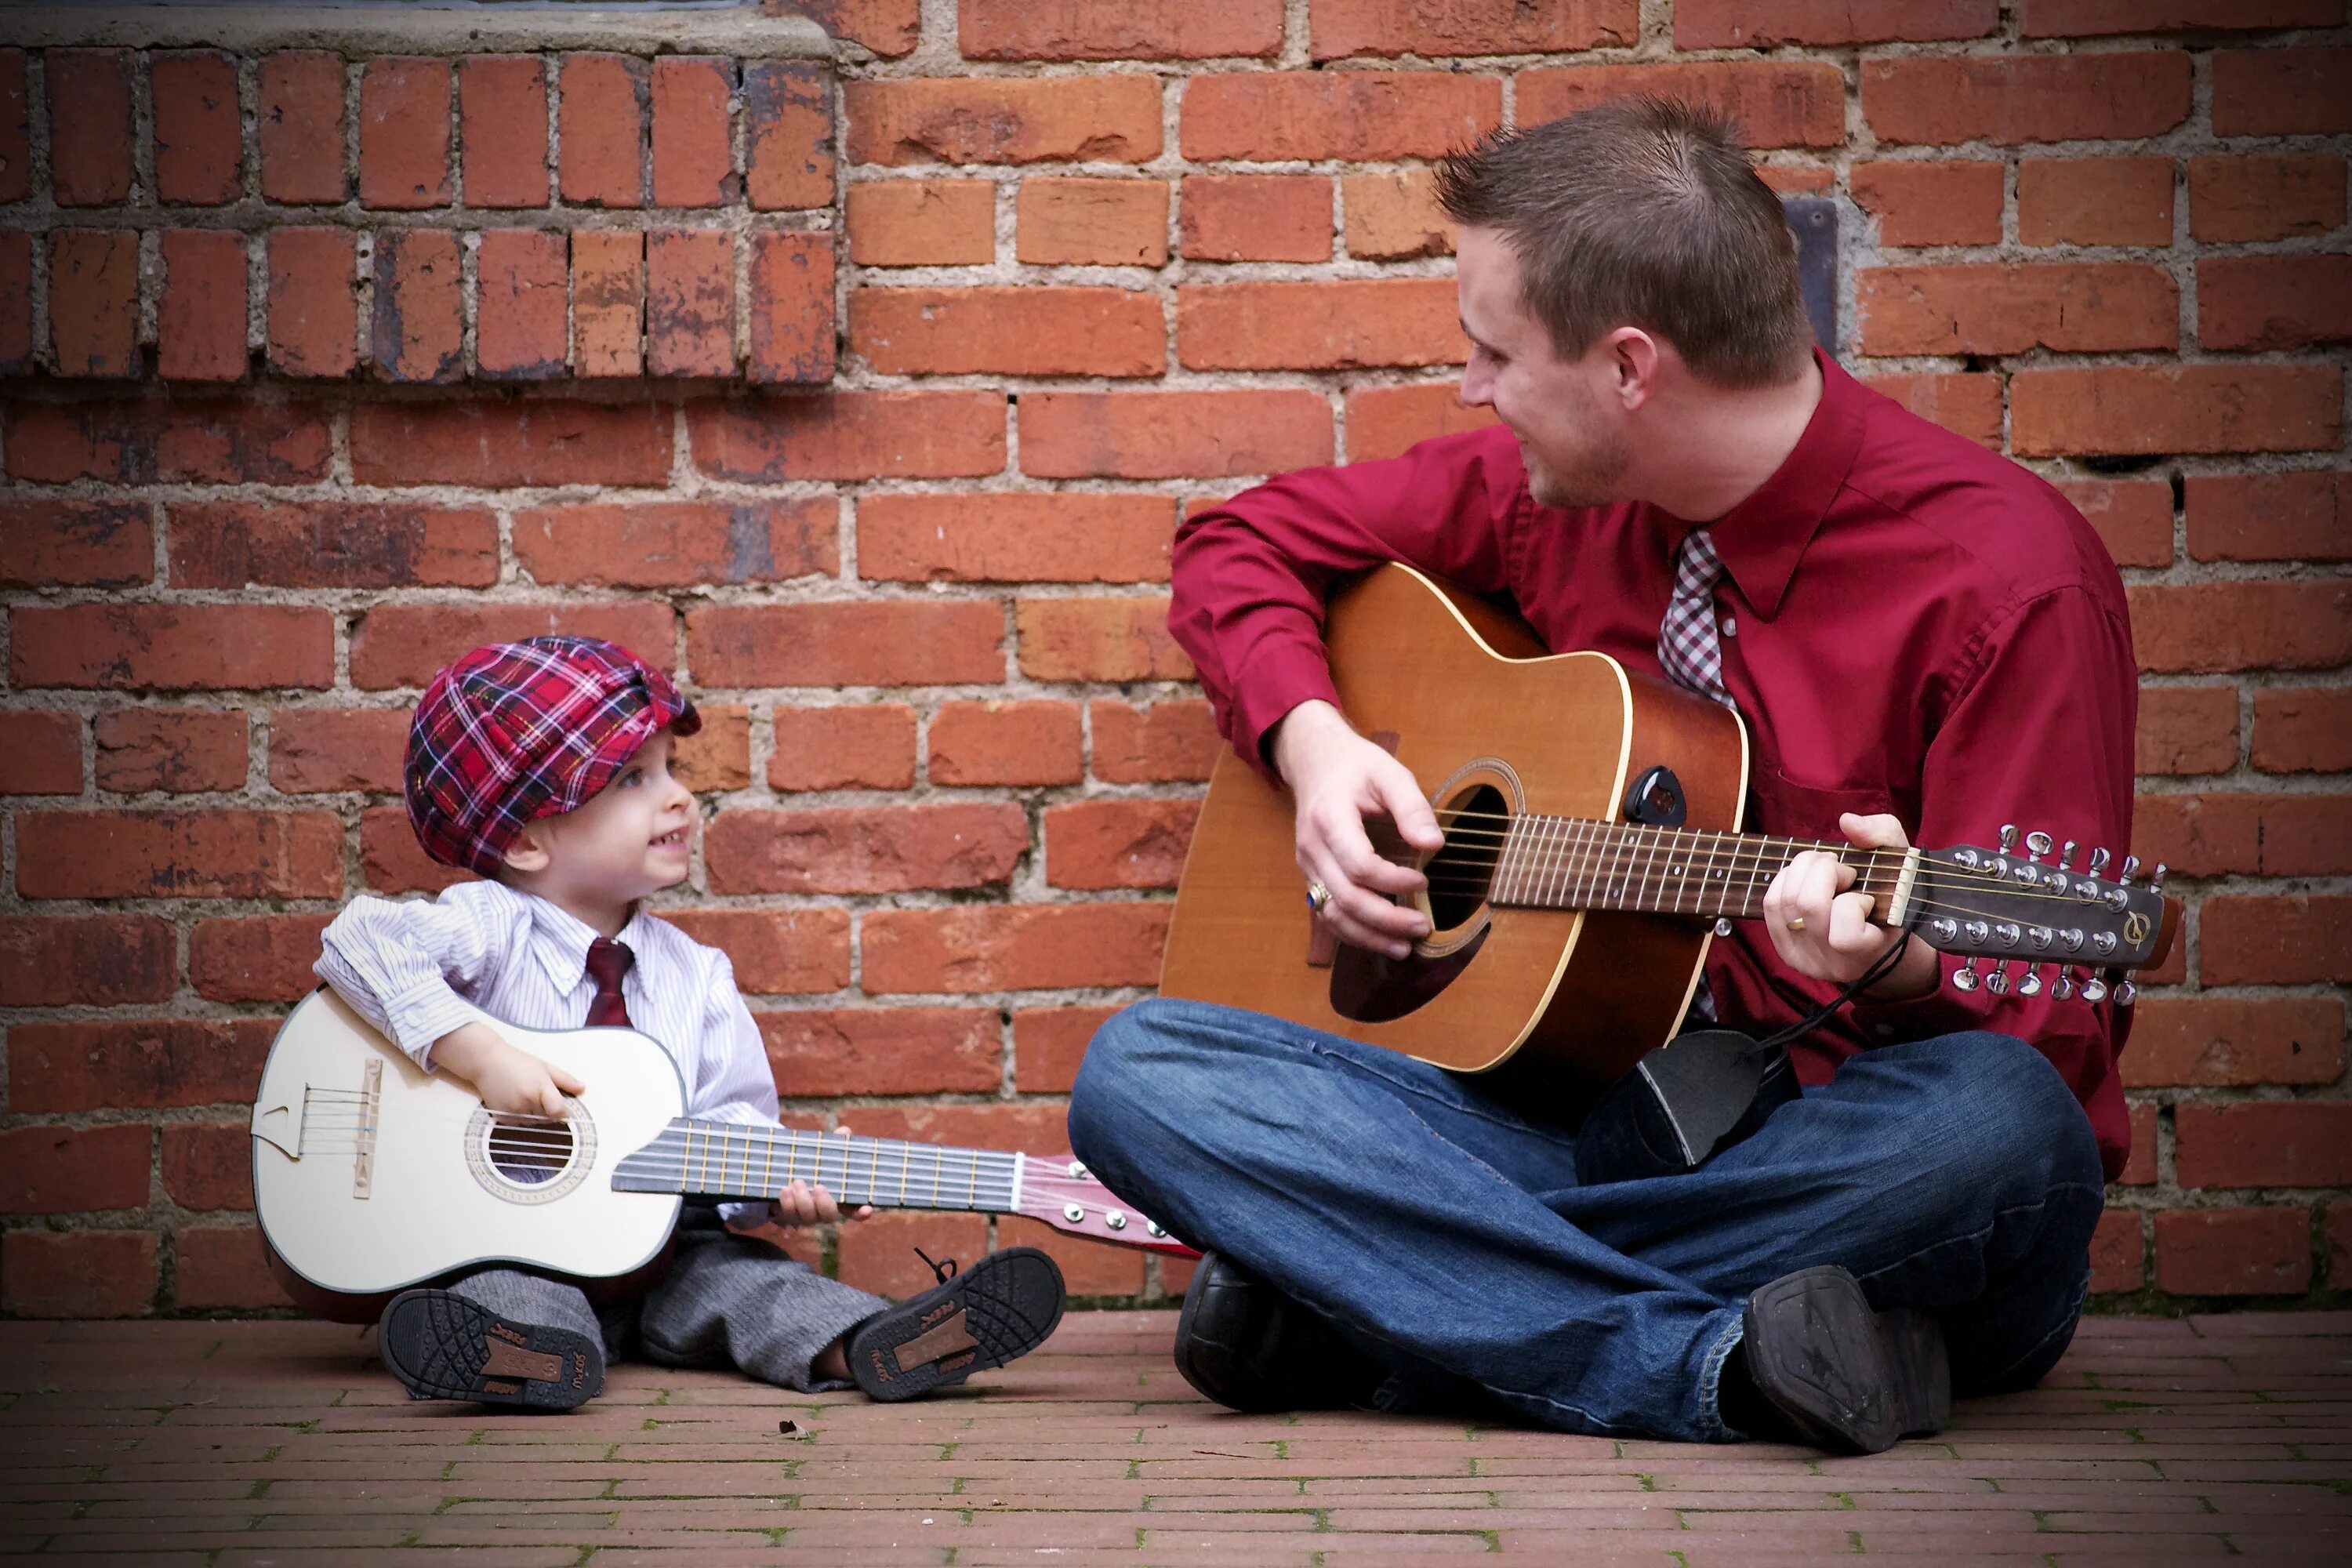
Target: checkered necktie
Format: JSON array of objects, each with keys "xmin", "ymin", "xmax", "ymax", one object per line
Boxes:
[
  {"xmin": 1657, "ymin": 527, "xmax": 1734, "ymax": 710},
  {"xmin": 585, "ymin": 938, "xmax": 634, "ymax": 1028}
]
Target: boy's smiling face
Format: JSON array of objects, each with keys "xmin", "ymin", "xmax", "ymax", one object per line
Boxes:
[{"xmin": 501, "ymin": 728, "xmax": 696, "ymax": 922}]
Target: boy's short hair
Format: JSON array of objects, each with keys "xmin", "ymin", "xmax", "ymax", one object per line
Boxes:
[{"xmin": 405, "ymin": 636, "xmax": 700, "ymax": 876}]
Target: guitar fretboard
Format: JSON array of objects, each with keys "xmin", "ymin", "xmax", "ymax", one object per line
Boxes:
[
  {"xmin": 1482, "ymin": 816, "xmax": 1906, "ymax": 920},
  {"xmin": 610, "ymin": 1120, "xmax": 1020, "ymax": 1212}
]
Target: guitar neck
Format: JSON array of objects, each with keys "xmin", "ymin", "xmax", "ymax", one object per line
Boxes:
[
  {"xmin": 612, "ymin": 1121, "xmax": 1021, "ymax": 1213},
  {"xmin": 1478, "ymin": 816, "xmax": 1916, "ymax": 925}
]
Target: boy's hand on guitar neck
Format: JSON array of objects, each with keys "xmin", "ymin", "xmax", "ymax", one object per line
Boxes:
[
  {"xmin": 430, "ymin": 1019, "xmax": 587, "ymax": 1119},
  {"xmin": 1272, "ymin": 699, "xmax": 1444, "ymax": 960},
  {"xmin": 1766, "ymin": 813, "xmax": 1940, "ymax": 1001}
]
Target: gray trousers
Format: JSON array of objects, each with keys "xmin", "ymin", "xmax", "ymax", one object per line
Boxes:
[{"xmin": 445, "ymin": 1207, "xmax": 884, "ymax": 1394}]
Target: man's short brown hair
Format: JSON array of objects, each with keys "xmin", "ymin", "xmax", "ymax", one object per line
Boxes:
[{"xmin": 1436, "ymin": 96, "xmax": 1815, "ymax": 387}]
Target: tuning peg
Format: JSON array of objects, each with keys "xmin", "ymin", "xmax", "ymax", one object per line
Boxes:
[
  {"xmin": 2115, "ymin": 977, "xmax": 2138, "ymax": 1007},
  {"xmin": 2081, "ymin": 972, "xmax": 2109, "ymax": 1004},
  {"xmin": 2025, "ymin": 831, "xmax": 2052, "ymax": 862},
  {"xmin": 2086, "ymin": 847, "xmax": 2111, "ymax": 878},
  {"xmin": 1984, "ymin": 959, "xmax": 2011, "ymax": 995},
  {"xmin": 2118, "ymin": 854, "xmax": 2140, "ymax": 887},
  {"xmin": 1952, "ymin": 956, "xmax": 1981, "ymax": 993},
  {"xmin": 2053, "ymin": 967, "xmax": 2076, "ymax": 1000},
  {"xmin": 2059, "ymin": 840, "xmax": 2078, "ymax": 869},
  {"xmin": 1998, "ymin": 824, "xmax": 2019, "ymax": 855},
  {"xmin": 2148, "ymin": 862, "xmax": 2167, "ymax": 894},
  {"xmin": 2017, "ymin": 964, "xmax": 2044, "ymax": 997}
]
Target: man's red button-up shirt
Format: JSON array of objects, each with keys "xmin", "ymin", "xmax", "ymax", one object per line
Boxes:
[{"xmin": 1167, "ymin": 351, "xmax": 2141, "ymax": 1178}]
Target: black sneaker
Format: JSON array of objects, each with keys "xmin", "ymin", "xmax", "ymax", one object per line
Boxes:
[
  {"xmin": 848, "ymin": 1247, "xmax": 1065, "ymax": 1403},
  {"xmin": 1738, "ymin": 1265, "xmax": 1951, "ymax": 1454},
  {"xmin": 1172, "ymin": 1250, "xmax": 1383, "ymax": 1414},
  {"xmin": 377, "ymin": 1288, "xmax": 604, "ymax": 1410}
]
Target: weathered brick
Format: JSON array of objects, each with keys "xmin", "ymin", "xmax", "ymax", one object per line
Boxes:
[
  {"xmin": 1045, "ymin": 799, "xmax": 1200, "ymax": 889},
  {"xmin": 0, "ymin": 49, "xmax": 26, "ymax": 203},
  {"xmin": 358, "ymin": 57, "xmax": 452, "ymax": 209},
  {"xmin": 1179, "ymin": 175, "xmax": 1330, "ymax": 263},
  {"xmin": 2186, "ymin": 471, "xmax": 2348, "ymax": 563},
  {"xmin": 690, "ymin": 601, "xmax": 1003, "ymax": 688},
  {"xmin": 259, "ymin": 51, "xmax": 347, "ymax": 204},
  {"xmin": 151, "ymin": 51, "xmax": 243, "ymax": 205},
  {"xmin": 16, "ymin": 810, "xmax": 342, "ymax": 899},
  {"xmin": 1091, "ymin": 698, "xmax": 1220, "ymax": 783},
  {"xmin": 1345, "ymin": 383, "xmax": 1502, "ymax": 463},
  {"xmin": 769, "ymin": 703, "xmax": 918, "ymax": 790},
  {"xmin": 1678, "ymin": 0, "xmax": 1996, "ymax": 45},
  {"xmin": 746, "ymin": 61, "xmax": 833, "ymax": 209},
  {"xmin": 1019, "ymin": 390, "xmax": 1334, "ymax": 478},
  {"xmin": 1013, "ymin": 1005, "xmax": 1119, "ymax": 1094},
  {"xmin": 48, "ymin": 228, "xmax": 140, "ymax": 378},
  {"xmin": 0, "ymin": 916, "xmax": 175, "ymax": 1004},
  {"xmin": 689, "ymin": 392, "xmax": 1006, "ymax": 481},
  {"xmin": 1016, "ymin": 597, "xmax": 1191, "ymax": 681},
  {"xmin": 2212, "ymin": 47, "xmax": 2352, "ymax": 136},
  {"xmin": 1019, "ymin": 177, "xmax": 1171, "ymax": 266},
  {"xmin": 560, "ymin": 53, "xmax": 645, "ymax": 206},
  {"xmin": 2025, "ymin": 0, "xmax": 2339, "ymax": 34},
  {"xmin": 1522, "ymin": 62, "xmax": 1842, "ymax": 148},
  {"xmin": 350, "ymin": 401, "xmax": 673, "ymax": 486},
  {"xmin": 2132, "ymin": 790, "xmax": 2352, "ymax": 877},
  {"xmin": 93, "ymin": 708, "xmax": 248, "ymax": 793},
  {"xmin": 847, "ymin": 179, "xmax": 994, "ymax": 266},
  {"xmin": 459, "ymin": 55, "xmax": 550, "ymax": 209},
  {"xmin": 851, "ymin": 285, "xmax": 1164, "ymax": 378},
  {"xmin": 170, "ymin": 500, "xmax": 498, "ymax": 590},
  {"xmin": 5, "ymin": 398, "xmax": 331, "ymax": 483},
  {"xmin": 2122, "ymin": 1102, "xmax": 2157, "ymax": 1187},
  {"xmin": 1857, "ymin": 263, "xmax": 2177, "ymax": 356},
  {"xmin": 759, "ymin": 1007, "xmax": 1000, "ymax": 1095},
  {"xmin": 2089, "ymin": 1210, "xmax": 2143, "ymax": 1293},
  {"xmin": 2253, "ymin": 686, "xmax": 2352, "ymax": 774},
  {"xmin": 1182, "ymin": 278, "xmax": 1466, "ymax": 371},
  {"xmin": 2188, "ymin": 153, "xmax": 2345, "ymax": 242},
  {"xmin": 1860, "ymin": 372, "xmax": 2004, "ymax": 450},
  {"xmin": 268, "ymin": 707, "xmax": 408, "ymax": 793},
  {"xmin": 266, "ymin": 227, "xmax": 358, "ymax": 378},
  {"xmin": 349, "ymin": 602, "xmax": 674, "ymax": 690},
  {"xmin": 1343, "ymin": 169, "xmax": 1457, "ymax": 261},
  {"xmin": 0, "ymin": 230, "xmax": 29, "ymax": 372},
  {"xmin": 2201, "ymin": 895, "xmax": 2352, "ymax": 985},
  {"xmin": 371, "ymin": 228, "xmax": 464, "ymax": 383},
  {"xmin": 517, "ymin": 499, "xmax": 836, "ymax": 588},
  {"xmin": 2129, "ymin": 581, "xmax": 2351, "ymax": 673},
  {"xmin": 10, "ymin": 604, "xmax": 332, "ymax": 691},
  {"xmin": 9, "ymin": 1018, "xmax": 276, "ymax": 1112},
  {"xmin": 1318, "ymin": 0, "xmax": 1637, "ymax": 56},
  {"xmin": 572, "ymin": 229, "xmax": 644, "ymax": 376},
  {"xmin": 704, "ymin": 804, "xmax": 1029, "ymax": 894},
  {"xmin": 48, "ymin": 48, "xmax": 134, "ymax": 205},
  {"xmin": 929, "ymin": 700, "xmax": 1084, "ymax": 786},
  {"xmin": 2154, "ymin": 1208, "xmax": 2311, "ymax": 1296},
  {"xmin": 673, "ymin": 701, "xmax": 750, "ymax": 792},
  {"xmin": 1863, "ymin": 53, "xmax": 2192, "ymax": 144},
  {"xmin": 191, "ymin": 912, "xmax": 336, "ymax": 1004},
  {"xmin": 663, "ymin": 907, "xmax": 851, "ymax": 995},
  {"xmin": 1850, "ymin": 160, "xmax": 2005, "ymax": 248},
  {"xmin": 361, "ymin": 804, "xmax": 470, "ymax": 894},
  {"xmin": 0, "ymin": 499, "xmax": 153, "ymax": 588},
  {"xmin": 0, "ymin": 1124, "xmax": 151, "ymax": 1214},
  {"xmin": 848, "ymin": 76, "xmax": 1161, "ymax": 165},
  {"xmin": 2199, "ymin": 256, "xmax": 2352, "ymax": 353},
  {"xmin": 771, "ymin": 0, "xmax": 920, "ymax": 58},
  {"xmin": 858, "ymin": 493, "xmax": 1173, "ymax": 585},
  {"xmin": 2017, "ymin": 156, "xmax": 2174, "ymax": 247},
  {"xmin": 0, "ymin": 712, "xmax": 83, "ymax": 794},
  {"xmin": 161, "ymin": 228, "xmax": 249, "ymax": 380},
  {"xmin": 1182, "ymin": 71, "xmax": 1500, "ymax": 162},
  {"xmin": 837, "ymin": 1212, "xmax": 990, "ymax": 1298},
  {"xmin": 0, "ymin": 1231, "xmax": 156, "ymax": 1317},
  {"xmin": 646, "ymin": 228, "xmax": 735, "ymax": 376},
  {"xmin": 176, "ymin": 1226, "xmax": 291, "ymax": 1309},
  {"xmin": 2013, "ymin": 365, "xmax": 2340, "ymax": 457},
  {"xmin": 750, "ymin": 230, "xmax": 836, "ymax": 384},
  {"xmin": 965, "ymin": 0, "xmax": 1283, "ymax": 59},
  {"xmin": 861, "ymin": 903, "xmax": 1169, "ymax": 993},
  {"xmin": 475, "ymin": 227, "xmax": 569, "ymax": 379},
  {"xmin": 2124, "ymin": 997, "xmax": 2345, "ymax": 1090},
  {"xmin": 652, "ymin": 56, "xmax": 735, "ymax": 208},
  {"xmin": 2134, "ymin": 686, "xmax": 2236, "ymax": 775}
]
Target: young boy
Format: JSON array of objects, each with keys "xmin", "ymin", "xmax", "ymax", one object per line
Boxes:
[{"xmin": 316, "ymin": 635, "xmax": 1065, "ymax": 1410}]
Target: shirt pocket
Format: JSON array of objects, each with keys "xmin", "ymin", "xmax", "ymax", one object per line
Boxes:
[{"xmin": 1752, "ymin": 769, "xmax": 1896, "ymax": 841}]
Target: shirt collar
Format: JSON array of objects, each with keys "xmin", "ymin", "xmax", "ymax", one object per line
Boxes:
[
  {"xmin": 526, "ymin": 891, "xmax": 652, "ymax": 991},
  {"xmin": 1701, "ymin": 347, "xmax": 1866, "ymax": 621}
]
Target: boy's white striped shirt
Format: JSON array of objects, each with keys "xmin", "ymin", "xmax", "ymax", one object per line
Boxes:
[{"xmin": 315, "ymin": 879, "xmax": 782, "ymax": 1135}]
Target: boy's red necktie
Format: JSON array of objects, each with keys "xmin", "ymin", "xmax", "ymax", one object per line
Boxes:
[{"xmin": 584, "ymin": 938, "xmax": 634, "ymax": 1028}]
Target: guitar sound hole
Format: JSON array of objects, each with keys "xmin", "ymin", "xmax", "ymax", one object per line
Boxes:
[
  {"xmin": 487, "ymin": 1117, "xmax": 575, "ymax": 1187},
  {"xmin": 1426, "ymin": 782, "xmax": 1506, "ymax": 931}
]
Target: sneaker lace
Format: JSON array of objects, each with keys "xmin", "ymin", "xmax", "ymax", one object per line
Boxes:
[{"xmin": 912, "ymin": 1246, "xmax": 958, "ymax": 1286}]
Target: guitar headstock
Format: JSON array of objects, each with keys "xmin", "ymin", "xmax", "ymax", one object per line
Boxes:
[
  {"xmin": 1911, "ymin": 827, "xmax": 2181, "ymax": 1003},
  {"xmin": 1015, "ymin": 1155, "xmax": 1197, "ymax": 1258}
]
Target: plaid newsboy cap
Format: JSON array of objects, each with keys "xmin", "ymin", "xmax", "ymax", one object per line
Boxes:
[{"xmin": 405, "ymin": 635, "xmax": 702, "ymax": 876}]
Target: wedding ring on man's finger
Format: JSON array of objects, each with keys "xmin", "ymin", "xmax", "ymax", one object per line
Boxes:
[
  {"xmin": 1305, "ymin": 880, "xmax": 1334, "ymax": 916},
  {"xmin": 1787, "ymin": 915, "xmax": 1806, "ymax": 933}
]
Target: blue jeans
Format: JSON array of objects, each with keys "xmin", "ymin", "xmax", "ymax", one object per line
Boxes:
[{"xmin": 1068, "ymin": 997, "xmax": 2105, "ymax": 1443}]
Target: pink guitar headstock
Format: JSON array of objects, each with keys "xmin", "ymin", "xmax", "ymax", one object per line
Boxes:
[{"xmin": 1014, "ymin": 1154, "xmax": 1197, "ymax": 1257}]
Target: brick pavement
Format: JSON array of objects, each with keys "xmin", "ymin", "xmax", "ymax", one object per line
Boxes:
[{"xmin": 1, "ymin": 1309, "xmax": 2347, "ymax": 1564}]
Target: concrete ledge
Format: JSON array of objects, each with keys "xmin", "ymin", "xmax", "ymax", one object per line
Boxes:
[{"xmin": 0, "ymin": 5, "xmax": 833, "ymax": 59}]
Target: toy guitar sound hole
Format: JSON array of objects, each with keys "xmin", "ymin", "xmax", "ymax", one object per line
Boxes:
[{"xmin": 466, "ymin": 1103, "xmax": 597, "ymax": 1204}]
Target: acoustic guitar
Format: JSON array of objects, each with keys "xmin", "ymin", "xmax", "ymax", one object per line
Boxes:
[
  {"xmin": 252, "ymin": 988, "xmax": 1190, "ymax": 1323},
  {"xmin": 1160, "ymin": 564, "xmax": 2180, "ymax": 1083}
]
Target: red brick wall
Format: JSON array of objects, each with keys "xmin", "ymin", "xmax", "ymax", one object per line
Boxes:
[{"xmin": 1, "ymin": 2, "xmax": 2347, "ymax": 1316}]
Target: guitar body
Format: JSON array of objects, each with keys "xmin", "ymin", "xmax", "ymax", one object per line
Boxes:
[
  {"xmin": 252, "ymin": 989, "xmax": 688, "ymax": 1318},
  {"xmin": 1160, "ymin": 564, "xmax": 1749, "ymax": 1081}
]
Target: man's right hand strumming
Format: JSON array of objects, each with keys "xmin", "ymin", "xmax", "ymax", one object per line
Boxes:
[{"xmin": 1270, "ymin": 699, "xmax": 1445, "ymax": 960}]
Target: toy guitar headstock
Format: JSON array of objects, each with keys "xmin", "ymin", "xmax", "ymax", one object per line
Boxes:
[
  {"xmin": 1911, "ymin": 826, "xmax": 2180, "ymax": 1004},
  {"xmin": 1015, "ymin": 1156, "xmax": 1198, "ymax": 1258}
]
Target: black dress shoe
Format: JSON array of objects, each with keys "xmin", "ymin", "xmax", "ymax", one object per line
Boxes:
[
  {"xmin": 378, "ymin": 1288, "xmax": 604, "ymax": 1410},
  {"xmin": 1737, "ymin": 1265, "xmax": 1951, "ymax": 1454},
  {"xmin": 848, "ymin": 1247, "xmax": 1065, "ymax": 1402},
  {"xmin": 1172, "ymin": 1251, "xmax": 1382, "ymax": 1414}
]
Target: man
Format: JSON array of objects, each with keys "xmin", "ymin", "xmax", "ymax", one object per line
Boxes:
[{"xmin": 1066, "ymin": 99, "xmax": 2136, "ymax": 1453}]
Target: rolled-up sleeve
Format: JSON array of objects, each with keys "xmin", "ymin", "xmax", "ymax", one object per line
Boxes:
[{"xmin": 314, "ymin": 888, "xmax": 510, "ymax": 1072}]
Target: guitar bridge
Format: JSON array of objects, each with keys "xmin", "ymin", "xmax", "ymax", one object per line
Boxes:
[{"xmin": 352, "ymin": 1057, "xmax": 381, "ymax": 1200}]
